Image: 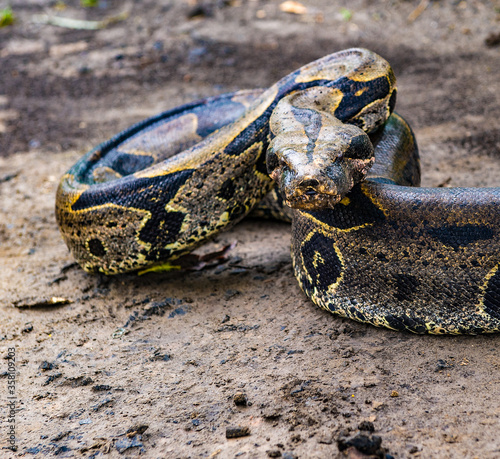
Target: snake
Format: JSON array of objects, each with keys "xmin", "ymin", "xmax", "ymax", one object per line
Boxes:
[{"xmin": 56, "ymin": 48, "xmax": 500, "ymax": 334}]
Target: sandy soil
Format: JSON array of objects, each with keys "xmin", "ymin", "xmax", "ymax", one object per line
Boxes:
[{"xmin": 1, "ymin": 1, "xmax": 500, "ymax": 457}]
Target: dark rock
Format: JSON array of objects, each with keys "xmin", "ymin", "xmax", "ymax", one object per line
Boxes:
[
  {"xmin": 337, "ymin": 434, "xmax": 386, "ymax": 458},
  {"xmin": 168, "ymin": 306, "xmax": 189, "ymax": 318},
  {"xmin": 92, "ymin": 385, "xmax": 112, "ymax": 392},
  {"xmin": 233, "ymin": 392, "xmax": 248, "ymax": 406},
  {"xmin": 226, "ymin": 426, "xmax": 251, "ymax": 438},
  {"xmin": 39, "ymin": 361, "xmax": 57, "ymax": 371}
]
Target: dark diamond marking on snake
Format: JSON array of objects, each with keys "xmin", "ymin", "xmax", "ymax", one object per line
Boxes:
[
  {"xmin": 229, "ymin": 204, "xmax": 246, "ymax": 221},
  {"xmin": 88, "ymin": 238, "xmax": 106, "ymax": 257},
  {"xmin": 72, "ymin": 170, "xmax": 194, "ymax": 258},
  {"xmin": 300, "ymin": 232, "xmax": 342, "ymax": 295},
  {"xmin": 426, "ymin": 224, "xmax": 494, "ymax": 250},
  {"xmin": 217, "ymin": 178, "xmax": 236, "ymax": 201}
]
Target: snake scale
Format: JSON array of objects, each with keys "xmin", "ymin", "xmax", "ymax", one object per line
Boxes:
[{"xmin": 56, "ymin": 48, "xmax": 499, "ymax": 334}]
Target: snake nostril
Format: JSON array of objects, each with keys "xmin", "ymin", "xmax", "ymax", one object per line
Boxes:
[{"xmin": 299, "ymin": 178, "xmax": 320, "ymax": 189}]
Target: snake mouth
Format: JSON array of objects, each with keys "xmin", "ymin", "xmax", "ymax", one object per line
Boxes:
[
  {"xmin": 280, "ymin": 171, "xmax": 346, "ymax": 210},
  {"xmin": 284, "ymin": 189, "xmax": 343, "ymax": 210}
]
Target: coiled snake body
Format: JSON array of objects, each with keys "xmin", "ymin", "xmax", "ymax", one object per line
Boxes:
[{"xmin": 56, "ymin": 49, "xmax": 500, "ymax": 334}]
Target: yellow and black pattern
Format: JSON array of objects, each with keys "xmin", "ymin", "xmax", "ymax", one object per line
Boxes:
[
  {"xmin": 56, "ymin": 48, "xmax": 499, "ymax": 334},
  {"xmin": 292, "ymin": 114, "xmax": 500, "ymax": 334},
  {"xmin": 56, "ymin": 48, "xmax": 395, "ymax": 274}
]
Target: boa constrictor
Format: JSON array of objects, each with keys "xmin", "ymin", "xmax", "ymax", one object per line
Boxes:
[{"xmin": 56, "ymin": 48, "xmax": 499, "ymax": 334}]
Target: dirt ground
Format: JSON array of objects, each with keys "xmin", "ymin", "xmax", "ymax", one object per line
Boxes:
[{"xmin": 1, "ymin": 0, "xmax": 500, "ymax": 457}]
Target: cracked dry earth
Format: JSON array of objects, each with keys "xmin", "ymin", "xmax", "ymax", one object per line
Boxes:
[{"xmin": 1, "ymin": 0, "xmax": 500, "ymax": 458}]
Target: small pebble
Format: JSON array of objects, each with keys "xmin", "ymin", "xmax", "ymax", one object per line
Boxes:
[
  {"xmin": 39, "ymin": 361, "xmax": 56, "ymax": 371},
  {"xmin": 233, "ymin": 392, "xmax": 248, "ymax": 406},
  {"xmin": 226, "ymin": 426, "xmax": 250, "ymax": 438}
]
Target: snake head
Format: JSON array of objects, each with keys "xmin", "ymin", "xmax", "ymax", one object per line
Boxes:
[{"xmin": 266, "ymin": 124, "xmax": 374, "ymax": 210}]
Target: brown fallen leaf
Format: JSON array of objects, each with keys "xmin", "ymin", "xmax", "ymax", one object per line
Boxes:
[
  {"xmin": 280, "ymin": 1, "xmax": 307, "ymax": 15},
  {"xmin": 12, "ymin": 297, "xmax": 72, "ymax": 308}
]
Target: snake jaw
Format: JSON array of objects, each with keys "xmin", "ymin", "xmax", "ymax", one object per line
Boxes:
[{"xmin": 280, "ymin": 167, "xmax": 343, "ymax": 210}]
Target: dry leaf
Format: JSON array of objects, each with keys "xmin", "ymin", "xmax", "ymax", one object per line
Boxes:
[
  {"xmin": 280, "ymin": 1, "xmax": 307, "ymax": 15},
  {"xmin": 12, "ymin": 297, "xmax": 71, "ymax": 308}
]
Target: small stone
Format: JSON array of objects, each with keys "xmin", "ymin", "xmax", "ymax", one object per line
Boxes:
[
  {"xmin": 337, "ymin": 434, "xmax": 383, "ymax": 456},
  {"xmin": 226, "ymin": 426, "xmax": 251, "ymax": 438},
  {"xmin": 92, "ymin": 385, "xmax": 112, "ymax": 392},
  {"xmin": 39, "ymin": 361, "xmax": 56, "ymax": 371},
  {"xmin": 233, "ymin": 392, "xmax": 248, "ymax": 406},
  {"xmin": 390, "ymin": 390, "xmax": 399, "ymax": 397}
]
